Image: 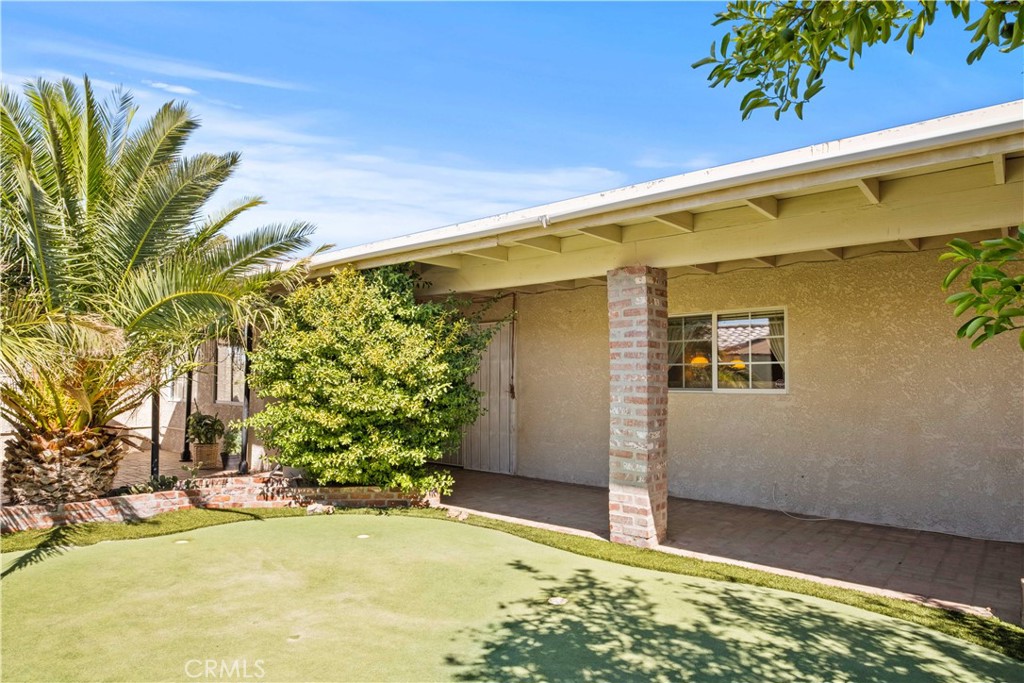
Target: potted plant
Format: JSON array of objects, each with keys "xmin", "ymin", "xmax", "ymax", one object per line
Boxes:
[
  {"xmin": 186, "ymin": 411, "xmax": 225, "ymax": 470},
  {"xmin": 220, "ymin": 428, "xmax": 240, "ymax": 470}
]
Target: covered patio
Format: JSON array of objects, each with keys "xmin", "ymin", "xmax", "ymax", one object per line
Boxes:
[{"xmin": 443, "ymin": 469, "xmax": 1024, "ymax": 625}]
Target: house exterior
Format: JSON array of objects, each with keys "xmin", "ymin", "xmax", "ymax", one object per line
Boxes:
[
  {"xmin": 85, "ymin": 101, "xmax": 1020, "ymax": 545},
  {"xmin": 298, "ymin": 101, "xmax": 1024, "ymax": 546}
]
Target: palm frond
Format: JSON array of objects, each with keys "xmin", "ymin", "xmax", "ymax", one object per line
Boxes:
[
  {"xmin": 111, "ymin": 152, "xmax": 239, "ymax": 292},
  {"xmin": 110, "ymin": 100, "xmax": 196, "ymax": 210},
  {"xmin": 203, "ymin": 220, "xmax": 317, "ymax": 278},
  {"xmin": 180, "ymin": 196, "xmax": 266, "ymax": 256}
]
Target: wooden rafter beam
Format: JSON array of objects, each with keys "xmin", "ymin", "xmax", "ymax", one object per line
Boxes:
[
  {"xmin": 993, "ymin": 154, "xmax": 1007, "ymax": 185},
  {"xmin": 417, "ymin": 254, "xmax": 463, "ymax": 269},
  {"xmin": 651, "ymin": 210, "xmax": 694, "ymax": 232},
  {"xmin": 575, "ymin": 277, "xmax": 607, "ymax": 287},
  {"xmin": 751, "ymin": 256, "xmax": 777, "ymax": 267},
  {"xmin": 902, "ymin": 238, "xmax": 921, "ymax": 251},
  {"xmin": 855, "ymin": 177, "xmax": 882, "ymax": 204},
  {"xmin": 690, "ymin": 263, "xmax": 718, "ymax": 274},
  {"xmin": 462, "ymin": 246, "xmax": 509, "ymax": 262},
  {"xmin": 822, "ymin": 248, "xmax": 844, "ymax": 260},
  {"xmin": 744, "ymin": 196, "xmax": 779, "ymax": 220},
  {"xmin": 512, "ymin": 235, "xmax": 562, "ymax": 254},
  {"xmin": 577, "ymin": 224, "xmax": 623, "ymax": 244}
]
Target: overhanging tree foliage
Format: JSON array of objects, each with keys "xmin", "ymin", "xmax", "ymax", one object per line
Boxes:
[
  {"xmin": 941, "ymin": 229, "xmax": 1024, "ymax": 349},
  {"xmin": 245, "ymin": 266, "xmax": 497, "ymax": 495},
  {"xmin": 691, "ymin": 2, "xmax": 1023, "ymax": 350},
  {"xmin": 0, "ymin": 76, "xmax": 318, "ymax": 504},
  {"xmin": 693, "ymin": 1, "xmax": 1023, "ymax": 120}
]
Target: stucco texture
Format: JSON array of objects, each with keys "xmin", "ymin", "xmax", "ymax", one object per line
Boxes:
[
  {"xmin": 514, "ymin": 285, "xmax": 610, "ymax": 487},
  {"xmin": 665, "ymin": 250, "xmax": 1022, "ymax": 542}
]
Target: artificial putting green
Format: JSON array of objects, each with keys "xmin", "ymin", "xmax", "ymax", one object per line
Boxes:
[{"xmin": 2, "ymin": 515, "xmax": 1021, "ymax": 682}]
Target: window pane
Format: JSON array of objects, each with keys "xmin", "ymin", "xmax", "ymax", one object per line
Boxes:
[
  {"xmin": 668, "ymin": 340, "xmax": 685, "ymax": 364},
  {"xmin": 683, "ymin": 340, "xmax": 712, "ymax": 364},
  {"xmin": 668, "ymin": 365, "xmax": 683, "ymax": 389},
  {"xmin": 668, "ymin": 318, "xmax": 683, "ymax": 342},
  {"xmin": 765, "ymin": 310, "xmax": 785, "ymax": 336},
  {"xmin": 231, "ymin": 346, "xmax": 246, "ymax": 402},
  {"xmin": 683, "ymin": 315, "xmax": 713, "ymax": 340},
  {"xmin": 717, "ymin": 362, "xmax": 751, "ymax": 389},
  {"xmin": 751, "ymin": 363, "xmax": 786, "ymax": 390},
  {"xmin": 717, "ymin": 314, "xmax": 764, "ymax": 359},
  {"xmin": 216, "ymin": 344, "xmax": 232, "ymax": 402},
  {"xmin": 683, "ymin": 364, "xmax": 712, "ymax": 389}
]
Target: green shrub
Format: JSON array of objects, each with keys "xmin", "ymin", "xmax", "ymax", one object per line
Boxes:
[{"xmin": 246, "ymin": 266, "xmax": 496, "ymax": 495}]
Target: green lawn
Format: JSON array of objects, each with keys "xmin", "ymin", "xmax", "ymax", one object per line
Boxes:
[{"xmin": 2, "ymin": 515, "xmax": 1020, "ymax": 682}]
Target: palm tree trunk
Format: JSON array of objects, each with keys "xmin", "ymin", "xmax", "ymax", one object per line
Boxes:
[{"xmin": 2, "ymin": 428, "xmax": 124, "ymax": 505}]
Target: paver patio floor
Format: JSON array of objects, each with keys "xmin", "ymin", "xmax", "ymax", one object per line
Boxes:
[
  {"xmin": 114, "ymin": 448, "xmax": 241, "ymax": 488},
  {"xmin": 443, "ymin": 469, "xmax": 1024, "ymax": 625}
]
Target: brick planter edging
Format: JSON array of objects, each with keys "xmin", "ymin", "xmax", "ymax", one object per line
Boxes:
[{"xmin": 0, "ymin": 475, "xmax": 440, "ymax": 533}]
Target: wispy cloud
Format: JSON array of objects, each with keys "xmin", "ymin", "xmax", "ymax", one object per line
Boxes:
[
  {"xmin": 217, "ymin": 144, "xmax": 626, "ymax": 249},
  {"xmin": 175, "ymin": 101, "xmax": 626, "ymax": 248},
  {"xmin": 31, "ymin": 40, "xmax": 302, "ymax": 90},
  {"xmin": 632, "ymin": 151, "xmax": 718, "ymax": 172},
  {"xmin": 144, "ymin": 80, "xmax": 198, "ymax": 96}
]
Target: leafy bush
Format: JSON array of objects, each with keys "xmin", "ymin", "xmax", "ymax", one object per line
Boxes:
[{"xmin": 246, "ymin": 266, "xmax": 496, "ymax": 495}]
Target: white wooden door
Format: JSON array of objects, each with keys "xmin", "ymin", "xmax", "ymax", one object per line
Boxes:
[{"xmin": 445, "ymin": 323, "xmax": 515, "ymax": 473}]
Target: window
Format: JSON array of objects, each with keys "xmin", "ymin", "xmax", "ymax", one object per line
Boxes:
[
  {"xmin": 668, "ymin": 309, "xmax": 786, "ymax": 392},
  {"xmin": 163, "ymin": 368, "xmax": 187, "ymax": 402},
  {"xmin": 216, "ymin": 343, "xmax": 246, "ymax": 403}
]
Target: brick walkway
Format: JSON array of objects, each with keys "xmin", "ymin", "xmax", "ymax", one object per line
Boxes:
[{"xmin": 442, "ymin": 469, "xmax": 1024, "ymax": 625}]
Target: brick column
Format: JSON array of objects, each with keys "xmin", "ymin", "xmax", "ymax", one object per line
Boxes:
[{"xmin": 607, "ymin": 265, "xmax": 668, "ymax": 548}]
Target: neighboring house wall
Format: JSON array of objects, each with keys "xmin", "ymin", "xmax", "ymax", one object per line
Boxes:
[{"xmin": 508, "ymin": 249, "xmax": 1022, "ymax": 542}]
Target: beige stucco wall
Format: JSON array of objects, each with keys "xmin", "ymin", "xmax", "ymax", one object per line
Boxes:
[
  {"xmin": 514, "ymin": 285, "xmax": 611, "ymax": 486},
  {"xmin": 511, "ymin": 250, "xmax": 1023, "ymax": 542},
  {"xmin": 665, "ymin": 249, "xmax": 1023, "ymax": 542}
]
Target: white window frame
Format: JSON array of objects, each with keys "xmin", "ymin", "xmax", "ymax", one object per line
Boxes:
[
  {"xmin": 668, "ymin": 306, "xmax": 789, "ymax": 395},
  {"xmin": 215, "ymin": 342, "xmax": 246, "ymax": 405}
]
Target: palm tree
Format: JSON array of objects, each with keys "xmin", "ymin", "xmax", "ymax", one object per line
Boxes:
[{"xmin": 0, "ymin": 76, "xmax": 320, "ymax": 505}]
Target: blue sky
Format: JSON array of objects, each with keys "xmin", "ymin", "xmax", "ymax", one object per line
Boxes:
[{"xmin": 3, "ymin": 2, "xmax": 1022, "ymax": 250}]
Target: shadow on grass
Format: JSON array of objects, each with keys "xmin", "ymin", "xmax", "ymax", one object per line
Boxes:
[
  {"xmin": 445, "ymin": 561, "xmax": 1022, "ymax": 683},
  {"xmin": 0, "ymin": 507, "xmax": 286, "ymax": 577},
  {"xmin": 3, "ymin": 523, "xmax": 109, "ymax": 578}
]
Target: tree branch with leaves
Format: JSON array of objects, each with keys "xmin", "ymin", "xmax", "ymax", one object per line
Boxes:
[
  {"xmin": 693, "ymin": 1, "xmax": 1023, "ymax": 120},
  {"xmin": 941, "ymin": 228, "xmax": 1024, "ymax": 349}
]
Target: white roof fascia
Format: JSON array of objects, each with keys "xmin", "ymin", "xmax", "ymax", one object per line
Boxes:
[{"xmin": 309, "ymin": 100, "xmax": 1024, "ymax": 270}]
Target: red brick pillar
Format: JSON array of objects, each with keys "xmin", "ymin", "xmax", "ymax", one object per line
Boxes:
[{"xmin": 607, "ymin": 265, "xmax": 668, "ymax": 547}]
